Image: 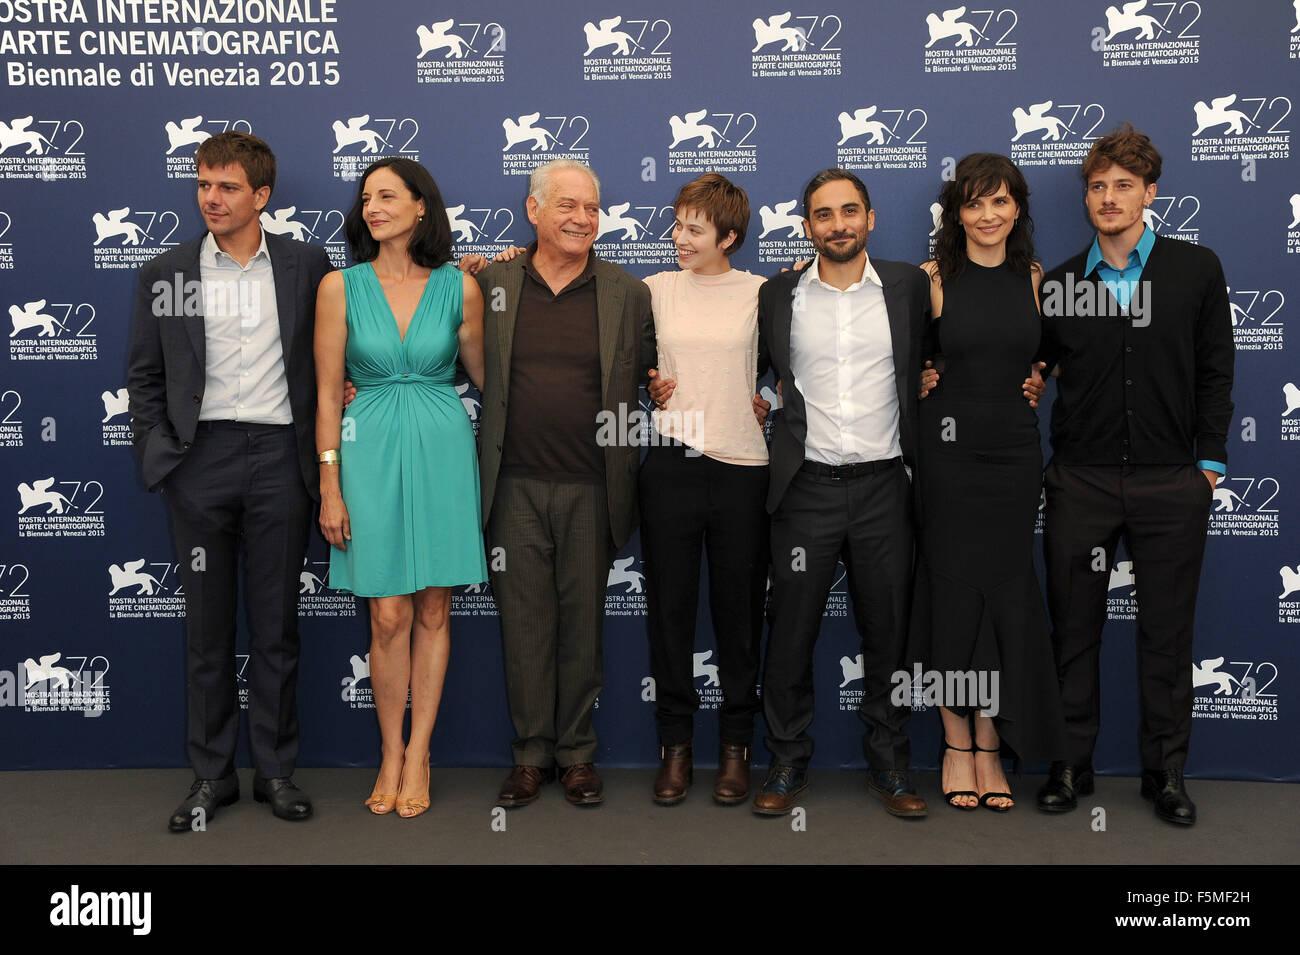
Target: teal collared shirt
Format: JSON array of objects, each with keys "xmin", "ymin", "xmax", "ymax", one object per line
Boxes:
[
  {"xmin": 1085, "ymin": 227, "xmax": 1224, "ymax": 476},
  {"xmin": 1085, "ymin": 225, "xmax": 1154, "ymax": 311}
]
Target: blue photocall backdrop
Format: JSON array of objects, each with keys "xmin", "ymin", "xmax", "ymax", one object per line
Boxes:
[{"xmin": 0, "ymin": 0, "xmax": 1295, "ymax": 780}]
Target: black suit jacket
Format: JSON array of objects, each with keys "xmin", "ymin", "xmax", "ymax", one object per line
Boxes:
[
  {"xmin": 127, "ymin": 231, "xmax": 334, "ymax": 496},
  {"xmin": 758, "ymin": 257, "xmax": 930, "ymax": 514}
]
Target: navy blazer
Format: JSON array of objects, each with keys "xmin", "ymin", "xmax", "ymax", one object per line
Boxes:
[{"xmin": 127, "ymin": 231, "xmax": 334, "ymax": 496}]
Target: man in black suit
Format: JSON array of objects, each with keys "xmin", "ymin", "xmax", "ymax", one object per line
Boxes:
[
  {"xmin": 1036, "ymin": 125, "xmax": 1233, "ymax": 826},
  {"xmin": 754, "ymin": 169, "xmax": 930, "ymax": 817},
  {"xmin": 128, "ymin": 132, "xmax": 333, "ymax": 832}
]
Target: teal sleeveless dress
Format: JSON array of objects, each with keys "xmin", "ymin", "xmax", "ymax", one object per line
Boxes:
[{"xmin": 329, "ymin": 262, "xmax": 487, "ymax": 597}]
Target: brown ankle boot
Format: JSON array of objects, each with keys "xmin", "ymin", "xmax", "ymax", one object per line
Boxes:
[
  {"xmin": 714, "ymin": 742, "xmax": 751, "ymax": 805},
  {"xmin": 653, "ymin": 741, "xmax": 692, "ymax": 805}
]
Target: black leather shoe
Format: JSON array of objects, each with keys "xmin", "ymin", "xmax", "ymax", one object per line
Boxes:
[
  {"xmin": 168, "ymin": 775, "xmax": 239, "ymax": 833},
  {"xmin": 752, "ymin": 764, "xmax": 807, "ymax": 815},
  {"xmin": 253, "ymin": 775, "xmax": 313, "ymax": 821},
  {"xmin": 867, "ymin": 770, "xmax": 928, "ymax": 817},
  {"xmin": 1141, "ymin": 768, "xmax": 1196, "ymax": 826},
  {"xmin": 1036, "ymin": 761, "xmax": 1094, "ymax": 813}
]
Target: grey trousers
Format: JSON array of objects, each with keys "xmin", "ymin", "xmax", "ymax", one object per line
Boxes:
[{"xmin": 488, "ymin": 476, "xmax": 613, "ymax": 767}]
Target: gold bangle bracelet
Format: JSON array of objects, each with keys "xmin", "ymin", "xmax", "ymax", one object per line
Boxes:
[{"xmin": 318, "ymin": 449, "xmax": 340, "ymax": 465}]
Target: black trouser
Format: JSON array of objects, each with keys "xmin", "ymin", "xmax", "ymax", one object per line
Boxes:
[
  {"xmin": 1044, "ymin": 462, "xmax": 1212, "ymax": 770},
  {"xmin": 763, "ymin": 459, "xmax": 913, "ymax": 771},
  {"xmin": 639, "ymin": 443, "xmax": 769, "ymax": 747},
  {"xmin": 487, "ymin": 476, "xmax": 612, "ymax": 768},
  {"xmin": 163, "ymin": 421, "xmax": 313, "ymax": 781}
]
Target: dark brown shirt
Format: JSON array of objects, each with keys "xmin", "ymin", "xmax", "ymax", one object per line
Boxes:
[{"xmin": 500, "ymin": 246, "xmax": 605, "ymax": 483}]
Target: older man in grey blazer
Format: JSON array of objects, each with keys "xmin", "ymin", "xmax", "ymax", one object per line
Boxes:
[{"xmin": 474, "ymin": 160, "xmax": 654, "ymax": 807}]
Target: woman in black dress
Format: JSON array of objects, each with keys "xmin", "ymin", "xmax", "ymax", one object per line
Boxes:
[{"xmin": 912, "ymin": 153, "xmax": 1065, "ymax": 811}]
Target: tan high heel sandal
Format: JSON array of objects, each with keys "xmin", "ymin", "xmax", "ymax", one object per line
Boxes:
[{"xmin": 396, "ymin": 760, "xmax": 430, "ymax": 819}]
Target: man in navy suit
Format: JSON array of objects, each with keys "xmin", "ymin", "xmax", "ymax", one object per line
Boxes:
[
  {"xmin": 128, "ymin": 132, "xmax": 332, "ymax": 832},
  {"xmin": 754, "ymin": 169, "xmax": 931, "ymax": 817}
]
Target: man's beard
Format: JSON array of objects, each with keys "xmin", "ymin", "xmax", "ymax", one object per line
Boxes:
[
  {"xmin": 1091, "ymin": 209, "xmax": 1136, "ymax": 236},
  {"xmin": 815, "ymin": 231, "xmax": 866, "ymax": 263}
]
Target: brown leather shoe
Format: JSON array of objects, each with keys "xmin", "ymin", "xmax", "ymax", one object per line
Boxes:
[
  {"xmin": 496, "ymin": 765, "xmax": 554, "ymax": 808},
  {"xmin": 752, "ymin": 764, "xmax": 807, "ymax": 816},
  {"xmin": 868, "ymin": 770, "xmax": 928, "ymax": 818},
  {"xmin": 653, "ymin": 741, "xmax": 692, "ymax": 806},
  {"xmin": 560, "ymin": 763, "xmax": 604, "ymax": 806},
  {"xmin": 713, "ymin": 742, "xmax": 751, "ymax": 805}
]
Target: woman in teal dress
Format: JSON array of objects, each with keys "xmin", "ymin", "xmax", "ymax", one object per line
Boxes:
[{"xmin": 315, "ymin": 157, "xmax": 486, "ymax": 819}]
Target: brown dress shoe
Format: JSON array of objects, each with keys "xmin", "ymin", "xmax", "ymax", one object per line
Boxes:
[
  {"xmin": 868, "ymin": 770, "xmax": 928, "ymax": 818},
  {"xmin": 713, "ymin": 742, "xmax": 751, "ymax": 805},
  {"xmin": 752, "ymin": 765, "xmax": 807, "ymax": 816},
  {"xmin": 653, "ymin": 741, "xmax": 693, "ymax": 806},
  {"xmin": 560, "ymin": 763, "xmax": 604, "ymax": 806},
  {"xmin": 496, "ymin": 765, "xmax": 554, "ymax": 808}
]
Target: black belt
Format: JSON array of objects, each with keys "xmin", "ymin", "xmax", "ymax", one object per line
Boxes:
[
  {"xmin": 800, "ymin": 457, "xmax": 900, "ymax": 480},
  {"xmin": 196, "ymin": 419, "xmax": 294, "ymax": 433}
]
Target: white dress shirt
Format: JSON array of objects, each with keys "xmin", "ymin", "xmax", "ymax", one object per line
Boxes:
[
  {"xmin": 789, "ymin": 253, "xmax": 901, "ymax": 464},
  {"xmin": 197, "ymin": 231, "xmax": 291, "ymax": 423}
]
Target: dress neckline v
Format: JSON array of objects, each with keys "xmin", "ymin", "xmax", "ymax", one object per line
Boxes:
[{"xmin": 363, "ymin": 261, "xmax": 440, "ymax": 345}]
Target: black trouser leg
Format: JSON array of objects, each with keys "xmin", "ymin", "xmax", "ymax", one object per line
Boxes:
[{"xmin": 639, "ymin": 444, "xmax": 707, "ymax": 747}]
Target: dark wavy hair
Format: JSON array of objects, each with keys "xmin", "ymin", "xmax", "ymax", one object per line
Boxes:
[
  {"xmin": 1081, "ymin": 122, "xmax": 1162, "ymax": 186},
  {"xmin": 932, "ymin": 153, "xmax": 1035, "ymax": 283},
  {"xmin": 344, "ymin": 157, "xmax": 452, "ymax": 268}
]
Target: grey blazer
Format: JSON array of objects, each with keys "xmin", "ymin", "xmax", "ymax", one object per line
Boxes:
[{"xmin": 474, "ymin": 252, "xmax": 655, "ymax": 549}]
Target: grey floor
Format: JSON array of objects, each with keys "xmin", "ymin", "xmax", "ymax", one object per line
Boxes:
[{"xmin": 2, "ymin": 767, "xmax": 1296, "ymax": 865}]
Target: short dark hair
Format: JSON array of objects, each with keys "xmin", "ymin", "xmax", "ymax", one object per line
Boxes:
[
  {"xmin": 344, "ymin": 157, "xmax": 453, "ymax": 268},
  {"xmin": 1081, "ymin": 122, "xmax": 1162, "ymax": 186},
  {"xmin": 195, "ymin": 131, "xmax": 276, "ymax": 196},
  {"xmin": 802, "ymin": 168, "xmax": 871, "ymax": 221},
  {"xmin": 673, "ymin": 173, "xmax": 751, "ymax": 255},
  {"xmin": 933, "ymin": 152, "xmax": 1036, "ymax": 281}
]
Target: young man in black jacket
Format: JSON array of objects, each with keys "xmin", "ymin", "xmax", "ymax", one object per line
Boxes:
[{"xmin": 1036, "ymin": 124, "xmax": 1234, "ymax": 827}]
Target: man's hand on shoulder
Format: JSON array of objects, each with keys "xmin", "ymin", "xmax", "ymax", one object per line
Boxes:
[{"xmin": 458, "ymin": 245, "xmax": 526, "ymax": 275}]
